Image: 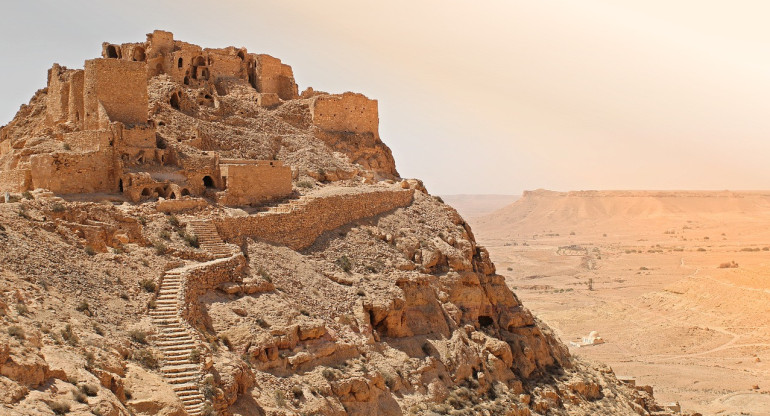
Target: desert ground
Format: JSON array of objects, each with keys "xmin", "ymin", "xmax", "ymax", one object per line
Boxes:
[{"xmin": 453, "ymin": 190, "xmax": 770, "ymax": 416}]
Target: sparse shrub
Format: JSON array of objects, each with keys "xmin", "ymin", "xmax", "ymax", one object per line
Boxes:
[
  {"xmin": 61, "ymin": 324, "xmax": 78, "ymax": 346},
  {"xmin": 297, "ymin": 180, "xmax": 314, "ymax": 189},
  {"xmin": 384, "ymin": 373, "xmax": 397, "ymax": 389},
  {"xmin": 201, "ymin": 378, "xmax": 216, "ymax": 399},
  {"xmin": 153, "ymin": 240, "xmax": 168, "ymax": 255},
  {"xmin": 220, "ymin": 335, "xmax": 233, "ymax": 350},
  {"xmin": 17, "ymin": 206, "xmax": 31, "ymax": 219},
  {"xmin": 129, "ymin": 329, "xmax": 148, "ymax": 344},
  {"xmin": 147, "ymin": 299, "xmax": 156, "ymax": 309},
  {"xmin": 84, "ymin": 246, "xmax": 96, "ymax": 256},
  {"xmin": 256, "ymin": 318, "xmax": 270, "ymax": 329},
  {"xmin": 189, "ymin": 348, "xmax": 201, "ymax": 363},
  {"xmin": 140, "ymin": 279, "xmax": 156, "ymax": 293},
  {"xmin": 506, "ymin": 267, "xmax": 513, "ymax": 271},
  {"xmin": 697, "ymin": 247, "xmax": 707, "ymax": 252},
  {"xmin": 718, "ymin": 261, "xmax": 739, "ymax": 269},
  {"xmin": 8, "ymin": 325, "xmax": 25, "ymax": 340},
  {"xmin": 73, "ymin": 390, "xmax": 87, "ymax": 403},
  {"xmin": 132, "ymin": 348, "xmax": 158, "ymax": 369},
  {"xmin": 75, "ymin": 301, "xmax": 90, "ymax": 314},
  {"xmin": 80, "ymin": 383, "xmax": 99, "ymax": 397},
  {"xmin": 22, "ymin": 191, "xmax": 33, "ymax": 200},
  {"xmin": 258, "ymin": 267, "xmax": 272, "ymax": 282},
  {"xmin": 15, "ymin": 303, "xmax": 29, "ymax": 316},
  {"xmin": 159, "ymin": 230, "xmax": 171, "ymax": 240},
  {"xmin": 167, "ymin": 214, "xmax": 180, "ymax": 228},
  {"xmin": 84, "ymin": 351, "xmax": 96, "ymax": 368},
  {"xmin": 356, "ymin": 289, "xmax": 365, "ymax": 297},
  {"xmin": 292, "ymin": 385, "xmax": 304, "ymax": 400},
  {"xmin": 50, "ymin": 401, "xmax": 71, "ymax": 414},
  {"xmin": 300, "ymin": 309, "xmax": 310, "ymax": 317},
  {"xmin": 183, "ymin": 232, "xmax": 199, "ymax": 248},
  {"xmin": 93, "ymin": 325, "xmax": 104, "ymax": 336},
  {"xmin": 119, "ymin": 293, "xmax": 129, "ymax": 300},
  {"xmin": 63, "ymin": 143, "xmax": 71, "ymax": 151},
  {"xmin": 201, "ymin": 404, "xmax": 215, "ymax": 416},
  {"xmin": 433, "ymin": 196, "xmax": 444, "ymax": 204},
  {"xmin": 570, "ymin": 231, "xmax": 576, "ymax": 235},
  {"xmin": 639, "ymin": 267, "xmax": 648, "ymax": 271},
  {"xmin": 137, "ymin": 216, "xmax": 147, "ymax": 225},
  {"xmin": 322, "ymin": 368, "xmax": 336, "ymax": 380},
  {"xmin": 275, "ymin": 391, "xmax": 287, "ymax": 407},
  {"xmin": 336, "ymin": 255, "xmax": 352, "ymax": 272},
  {"xmin": 51, "ymin": 202, "xmax": 66, "ymax": 213}
]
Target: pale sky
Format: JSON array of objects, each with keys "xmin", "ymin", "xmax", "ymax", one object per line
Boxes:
[{"xmin": 2, "ymin": 1, "xmax": 769, "ymax": 195}]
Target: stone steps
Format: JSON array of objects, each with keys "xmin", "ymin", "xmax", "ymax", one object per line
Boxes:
[
  {"xmin": 188, "ymin": 220, "xmax": 231, "ymax": 259},
  {"xmin": 149, "ymin": 267, "xmax": 207, "ymax": 415}
]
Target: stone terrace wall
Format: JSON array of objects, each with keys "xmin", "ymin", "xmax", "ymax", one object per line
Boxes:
[
  {"xmin": 215, "ymin": 188, "xmax": 415, "ymax": 250},
  {"xmin": 180, "ymin": 254, "xmax": 247, "ymax": 329}
]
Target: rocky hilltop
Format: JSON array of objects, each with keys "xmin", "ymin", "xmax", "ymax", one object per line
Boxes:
[{"xmin": 0, "ymin": 31, "xmax": 676, "ymax": 416}]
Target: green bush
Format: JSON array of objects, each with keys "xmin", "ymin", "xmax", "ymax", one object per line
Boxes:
[{"xmin": 296, "ymin": 180, "xmax": 314, "ymax": 189}]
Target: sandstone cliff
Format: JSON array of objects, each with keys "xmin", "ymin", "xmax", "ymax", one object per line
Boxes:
[{"xmin": 0, "ymin": 32, "xmax": 677, "ymax": 416}]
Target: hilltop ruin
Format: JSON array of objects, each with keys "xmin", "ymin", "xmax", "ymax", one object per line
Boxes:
[
  {"xmin": 0, "ymin": 32, "xmax": 680, "ymax": 416},
  {"xmin": 0, "ymin": 30, "xmax": 396, "ymax": 206}
]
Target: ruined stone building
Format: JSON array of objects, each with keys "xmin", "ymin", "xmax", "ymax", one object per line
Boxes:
[{"xmin": 0, "ymin": 30, "xmax": 396, "ymax": 206}]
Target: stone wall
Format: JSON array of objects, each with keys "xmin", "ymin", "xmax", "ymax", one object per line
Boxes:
[
  {"xmin": 215, "ymin": 188, "xmax": 415, "ymax": 250},
  {"xmin": 180, "ymin": 254, "xmax": 247, "ymax": 329},
  {"xmin": 46, "ymin": 65, "xmax": 85, "ymax": 127},
  {"xmin": 254, "ymin": 54, "xmax": 298, "ymax": 100},
  {"xmin": 310, "ymin": 93, "xmax": 379, "ymax": 134},
  {"xmin": 29, "ymin": 150, "xmax": 116, "ymax": 193},
  {"xmin": 218, "ymin": 160, "xmax": 292, "ymax": 206},
  {"xmin": 84, "ymin": 59, "xmax": 148, "ymax": 130},
  {"xmin": 0, "ymin": 169, "xmax": 31, "ymax": 193}
]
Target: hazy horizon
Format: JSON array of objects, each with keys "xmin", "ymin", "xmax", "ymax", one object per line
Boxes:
[{"xmin": 2, "ymin": 0, "xmax": 769, "ymax": 195}]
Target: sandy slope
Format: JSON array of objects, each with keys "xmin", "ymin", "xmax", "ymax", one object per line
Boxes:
[{"xmin": 471, "ymin": 190, "xmax": 770, "ymax": 415}]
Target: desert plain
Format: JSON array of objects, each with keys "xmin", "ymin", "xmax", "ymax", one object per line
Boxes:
[{"xmin": 451, "ymin": 190, "xmax": 770, "ymax": 415}]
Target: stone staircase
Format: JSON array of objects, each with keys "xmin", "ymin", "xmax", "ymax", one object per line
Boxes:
[
  {"xmin": 149, "ymin": 268, "xmax": 206, "ymax": 415},
  {"xmin": 187, "ymin": 220, "xmax": 231, "ymax": 258}
]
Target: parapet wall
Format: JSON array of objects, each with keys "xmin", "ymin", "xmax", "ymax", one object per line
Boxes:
[{"xmin": 215, "ymin": 188, "xmax": 414, "ymax": 250}]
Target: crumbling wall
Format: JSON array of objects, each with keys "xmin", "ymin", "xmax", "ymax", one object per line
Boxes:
[
  {"xmin": 84, "ymin": 59, "xmax": 148, "ymax": 130},
  {"xmin": 254, "ymin": 54, "xmax": 298, "ymax": 100},
  {"xmin": 29, "ymin": 150, "xmax": 116, "ymax": 193},
  {"xmin": 218, "ymin": 160, "xmax": 292, "ymax": 206},
  {"xmin": 311, "ymin": 93, "xmax": 379, "ymax": 134},
  {"xmin": 47, "ymin": 65, "xmax": 85, "ymax": 127},
  {"xmin": 215, "ymin": 188, "xmax": 414, "ymax": 250}
]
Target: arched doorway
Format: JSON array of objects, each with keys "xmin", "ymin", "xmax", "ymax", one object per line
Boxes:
[
  {"xmin": 181, "ymin": 188, "xmax": 190, "ymax": 196},
  {"xmin": 141, "ymin": 188, "xmax": 151, "ymax": 197},
  {"xmin": 203, "ymin": 176, "xmax": 214, "ymax": 188}
]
